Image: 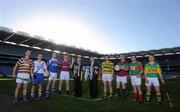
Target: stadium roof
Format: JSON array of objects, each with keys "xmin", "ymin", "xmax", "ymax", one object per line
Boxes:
[
  {"xmin": 0, "ymin": 26, "xmax": 180, "ymax": 59},
  {"xmin": 0, "ymin": 26, "xmax": 101, "ymax": 58},
  {"xmin": 104, "ymin": 47, "xmax": 180, "ymax": 59}
]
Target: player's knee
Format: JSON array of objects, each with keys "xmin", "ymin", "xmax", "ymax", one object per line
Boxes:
[
  {"xmin": 31, "ymin": 86, "xmax": 35, "ymax": 90},
  {"xmin": 16, "ymin": 84, "xmax": 21, "ymax": 89},
  {"xmin": 16, "ymin": 86, "xmax": 20, "ymax": 90},
  {"xmin": 156, "ymin": 89, "xmax": 160, "ymax": 94},
  {"xmin": 133, "ymin": 88, "xmax": 137, "ymax": 93}
]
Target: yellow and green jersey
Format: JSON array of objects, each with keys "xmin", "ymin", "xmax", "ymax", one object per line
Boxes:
[
  {"xmin": 129, "ymin": 61, "xmax": 143, "ymax": 76},
  {"xmin": 101, "ymin": 60, "xmax": 114, "ymax": 74},
  {"xmin": 144, "ymin": 62, "xmax": 161, "ymax": 77}
]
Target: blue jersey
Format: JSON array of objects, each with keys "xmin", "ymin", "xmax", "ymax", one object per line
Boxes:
[{"xmin": 47, "ymin": 58, "xmax": 59, "ymax": 73}]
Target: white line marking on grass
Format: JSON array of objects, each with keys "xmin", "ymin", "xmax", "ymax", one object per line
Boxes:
[
  {"xmin": 93, "ymin": 98, "xmax": 103, "ymax": 101},
  {"xmin": 61, "ymin": 91, "xmax": 134, "ymax": 102},
  {"xmin": 61, "ymin": 95, "xmax": 103, "ymax": 102}
]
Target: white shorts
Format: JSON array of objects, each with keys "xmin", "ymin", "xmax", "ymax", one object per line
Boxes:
[
  {"xmin": 60, "ymin": 71, "xmax": 70, "ymax": 80},
  {"xmin": 16, "ymin": 73, "xmax": 30, "ymax": 84},
  {"xmin": 131, "ymin": 76, "xmax": 141, "ymax": 86},
  {"xmin": 116, "ymin": 76, "xmax": 127, "ymax": 84},
  {"xmin": 145, "ymin": 77, "xmax": 160, "ymax": 87},
  {"xmin": 48, "ymin": 72, "xmax": 57, "ymax": 81},
  {"xmin": 102, "ymin": 74, "xmax": 112, "ymax": 82}
]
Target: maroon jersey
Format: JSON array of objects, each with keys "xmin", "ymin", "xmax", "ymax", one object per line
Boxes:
[
  {"xmin": 59, "ymin": 60, "xmax": 71, "ymax": 71},
  {"xmin": 115, "ymin": 61, "xmax": 129, "ymax": 77}
]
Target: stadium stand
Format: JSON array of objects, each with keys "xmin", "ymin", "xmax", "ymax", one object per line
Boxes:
[{"xmin": 0, "ymin": 26, "xmax": 180, "ymax": 78}]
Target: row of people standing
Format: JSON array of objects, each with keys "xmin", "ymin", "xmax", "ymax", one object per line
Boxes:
[
  {"xmin": 101, "ymin": 54, "xmax": 165, "ymax": 104},
  {"xmin": 12, "ymin": 50, "xmax": 165, "ymax": 105},
  {"xmin": 12, "ymin": 50, "xmax": 99, "ymax": 104}
]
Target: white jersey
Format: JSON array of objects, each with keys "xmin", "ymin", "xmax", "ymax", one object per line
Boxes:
[{"xmin": 33, "ymin": 60, "xmax": 47, "ymax": 74}]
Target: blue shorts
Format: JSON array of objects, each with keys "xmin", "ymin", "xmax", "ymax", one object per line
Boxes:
[{"xmin": 33, "ymin": 73, "xmax": 45, "ymax": 85}]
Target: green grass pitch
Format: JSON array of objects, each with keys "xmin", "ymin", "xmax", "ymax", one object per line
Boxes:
[{"xmin": 0, "ymin": 78, "xmax": 179, "ymax": 112}]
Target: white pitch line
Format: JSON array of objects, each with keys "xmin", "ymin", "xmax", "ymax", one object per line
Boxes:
[
  {"xmin": 93, "ymin": 98, "xmax": 103, "ymax": 101},
  {"xmin": 62, "ymin": 95, "xmax": 103, "ymax": 102},
  {"xmin": 61, "ymin": 91, "xmax": 134, "ymax": 102}
]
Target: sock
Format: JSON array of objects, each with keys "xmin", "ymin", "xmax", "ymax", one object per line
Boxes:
[
  {"xmin": 146, "ymin": 94, "xmax": 150, "ymax": 102},
  {"xmin": 51, "ymin": 88, "xmax": 55, "ymax": 92},
  {"xmin": 66, "ymin": 90, "xmax": 69, "ymax": 95},
  {"xmin": 122, "ymin": 89, "xmax": 126, "ymax": 96},
  {"xmin": 14, "ymin": 97, "xmax": 18, "ymax": 101},
  {"xmin": 51, "ymin": 88, "xmax": 55, "ymax": 95},
  {"xmin": 133, "ymin": 93, "xmax": 138, "ymax": 101},
  {"xmin": 116, "ymin": 89, "xmax": 120, "ymax": 94},
  {"xmin": 46, "ymin": 89, "xmax": 49, "ymax": 95},
  {"xmin": 31, "ymin": 93, "xmax": 34, "ymax": 97},
  {"xmin": 109, "ymin": 92, "xmax": 113, "ymax": 97},
  {"xmin": 157, "ymin": 94, "xmax": 161, "ymax": 102},
  {"xmin": 139, "ymin": 94, "xmax": 143, "ymax": 102},
  {"xmin": 38, "ymin": 92, "xmax": 42, "ymax": 97},
  {"xmin": 23, "ymin": 96, "xmax": 27, "ymax": 100}
]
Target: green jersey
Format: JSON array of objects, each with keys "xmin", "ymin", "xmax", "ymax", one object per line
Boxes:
[
  {"xmin": 144, "ymin": 62, "xmax": 161, "ymax": 77},
  {"xmin": 129, "ymin": 61, "xmax": 143, "ymax": 76}
]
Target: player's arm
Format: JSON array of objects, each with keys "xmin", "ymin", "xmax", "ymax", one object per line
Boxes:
[
  {"xmin": 57, "ymin": 60, "xmax": 60, "ymax": 70},
  {"xmin": 112, "ymin": 63, "xmax": 115, "ymax": 78},
  {"xmin": 101, "ymin": 62, "xmax": 104, "ymax": 69},
  {"xmin": 144, "ymin": 65, "xmax": 148, "ymax": 83},
  {"xmin": 125, "ymin": 63, "xmax": 129, "ymax": 71},
  {"xmin": 100, "ymin": 63, "xmax": 103, "ymax": 79},
  {"xmin": 129, "ymin": 67, "xmax": 132, "ymax": 76},
  {"xmin": 73, "ymin": 65, "xmax": 77, "ymax": 78},
  {"xmin": 46, "ymin": 60, "xmax": 50, "ymax": 70},
  {"xmin": 12, "ymin": 63, "xmax": 18, "ymax": 77},
  {"xmin": 30, "ymin": 61, "xmax": 34, "ymax": 79},
  {"xmin": 128, "ymin": 64, "xmax": 132, "ymax": 78},
  {"xmin": 70, "ymin": 57, "xmax": 75, "ymax": 68},
  {"xmin": 121, "ymin": 63, "xmax": 128, "ymax": 71},
  {"xmin": 112, "ymin": 62, "xmax": 114, "ymax": 72},
  {"xmin": 139, "ymin": 62, "xmax": 143, "ymax": 76},
  {"xmin": 43, "ymin": 62, "xmax": 48, "ymax": 72},
  {"xmin": 157, "ymin": 64, "xmax": 165, "ymax": 84},
  {"xmin": 59, "ymin": 60, "xmax": 62, "ymax": 70}
]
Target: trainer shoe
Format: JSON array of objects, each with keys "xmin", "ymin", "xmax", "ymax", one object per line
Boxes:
[
  {"xmin": 52, "ymin": 95, "xmax": 56, "ymax": 98},
  {"xmin": 37, "ymin": 95, "xmax": 42, "ymax": 100},
  {"xmin": 66, "ymin": 91, "xmax": 70, "ymax": 95},
  {"xmin": 133, "ymin": 100, "xmax": 137, "ymax": 103},
  {"xmin": 145, "ymin": 101, "xmax": 150, "ymax": 104},
  {"xmin": 108, "ymin": 96, "xmax": 113, "ymax": 100},
  {"xmin": 45, "ymin": 93, "xmax": 49, "ymax": 98},
  {"xmin": 13, "ymin": 97, "xmax": 18, "ymax": 105},
  {"xmin": 23, "ymin": 97, "xmax": 28, "ymax": 102},
  {"xmin": 138, "ymin": 100, "xmax": 143, "ymax": 104},
  {"xmin": 121, "ymin": 95, "xmax": 125, "ymax": 100},
  {"xmin": 58, "ymin": 91, "xmax": 62, "ymax": 95},
  {"xmin": 31, "ymin": 95, "xmax": 35, "ymax": 99},
  {"xmin": 51, "ymin": 91, "xmax": 56, "ymax": 97},
  {"xmin": 103, "ymin": 96, "xmax": 107, "ymax": 100},
  {"xmin": 157, "ymin": 101, "xmax": 162, "ymax": 105}
]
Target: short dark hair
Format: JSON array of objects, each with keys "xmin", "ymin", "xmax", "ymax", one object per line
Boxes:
[{"xmin": 149, "ymin": 53, "xmax": 154, "ymax": 57}]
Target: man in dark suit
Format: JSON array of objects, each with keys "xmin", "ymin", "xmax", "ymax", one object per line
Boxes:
[
  {"xmin": 88, "ymin": 56, "xmax": 98, "ymax": 98},
  {"xmin": 73, "ymin": 56, "xmax": 84, "ymax": 97}
]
